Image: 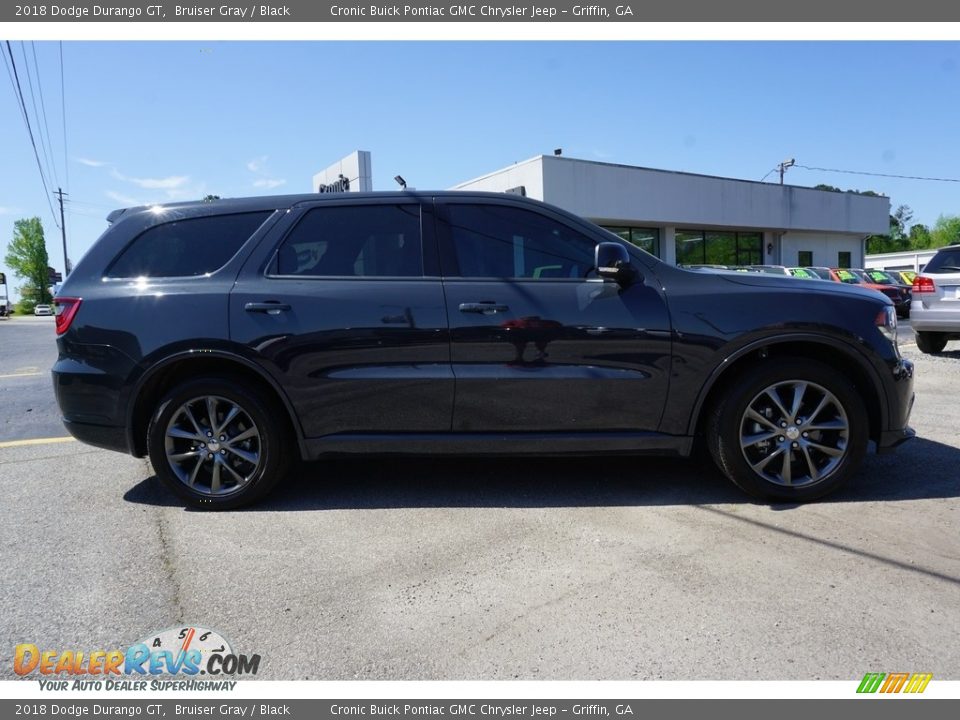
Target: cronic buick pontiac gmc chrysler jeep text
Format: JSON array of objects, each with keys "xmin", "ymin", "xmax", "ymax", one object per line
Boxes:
[{"xmin": 52, "ymin": 193, "xmax": 915, "ymax": 509}]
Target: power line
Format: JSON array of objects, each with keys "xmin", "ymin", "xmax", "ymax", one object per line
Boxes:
[
  {"xmin": 59, "ymin": 42, "xmax": 69, "ymax": 198},
  {"xmin": 795, "ymin": 164, "xmax": 960, "ymax": 184},
  {"xmin": 20, "ymin": 41, "xmax": 59, "ymax": 194},
  {"xmin": 759, "ymin": 168, "xmax": 777, "ymax": 183},
  {"xmin": 3, "ymin": 41, "xmax": 60, "ymax": 230},
  {"xmin": 31, "ymin": 41, "xmax": 61, "ymax": 189}
]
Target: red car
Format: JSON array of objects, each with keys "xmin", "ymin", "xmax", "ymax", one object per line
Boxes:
[{"xmin": 829, "ymin": 268, "xmax": 911, "ymax": 318}]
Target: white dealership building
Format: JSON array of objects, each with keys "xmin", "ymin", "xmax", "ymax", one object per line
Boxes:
[{"xmin": 315, "ymin": 151, "xmax": 891, "ymax": 269}]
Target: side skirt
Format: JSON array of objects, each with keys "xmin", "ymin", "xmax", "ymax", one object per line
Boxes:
[{"xmin": 303, "ymin": 432, "xmax": 694, "ymax": 460}]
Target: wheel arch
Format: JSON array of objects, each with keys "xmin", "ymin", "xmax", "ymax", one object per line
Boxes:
[
  {"xmin": 126, "ymin": 350, "xmax": 304, "ymax": 459},
  {"xmin": 689, "ymin": 335, "xmax": 888, "ymax": 447}
]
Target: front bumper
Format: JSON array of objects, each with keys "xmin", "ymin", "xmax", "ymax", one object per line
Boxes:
[{"xmin": 877, "ymin": 357, "xmax": 915, "ymax": 453}]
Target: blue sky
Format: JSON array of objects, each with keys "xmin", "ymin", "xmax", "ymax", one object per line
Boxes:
[{"xmin": 3, "ymin": 41, "xmax": 960, "ymax": 295}]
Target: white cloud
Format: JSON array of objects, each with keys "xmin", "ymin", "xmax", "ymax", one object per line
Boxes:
[
  {"xmin": 253, "ymin": 178, "xmax": 287, "ymax": 189},
  {"xmin": 110, "ymin": 168, "xmax": 190, "ymax": 190},
  {"xmin": 76, "ymin": 157, "xmax": 108, "ymax": 167},
  {"xmin": 0, "ymin": 206, "xmax": 21, "ymax": 215},
  {"xmin": 246, "ymin": 156, "xmax": 285, "ymax": 191},
  {"xmin": 105, "ymin": 190, "xmax": 145, "ymax": 207}
]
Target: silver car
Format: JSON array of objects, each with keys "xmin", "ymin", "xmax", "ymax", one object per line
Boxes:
[
  {"xmin": 911, "ymin": 244, "xmax": 960, "ymax": 353},
  {"xmin": 34, "ymin": 304, "xmax": 53, "ymax": 316}
]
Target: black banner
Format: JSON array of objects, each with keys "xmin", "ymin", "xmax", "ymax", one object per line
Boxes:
[
  {"xmin": 2, "ymin": 699, "xmax": 960, "ymax": 720},
  {"xmin": 4, "ymin": 0, "xmax": 960, "ymax": 22}
]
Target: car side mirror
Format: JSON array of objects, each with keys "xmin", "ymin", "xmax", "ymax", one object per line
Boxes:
[{"xmin": 596, "ymin": 242, "xmax": 636, "ymax": 284}]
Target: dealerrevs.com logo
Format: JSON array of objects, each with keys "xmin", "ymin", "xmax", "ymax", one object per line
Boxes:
[{"xmin": 15, "ymin": 626, "xmax": 261, "ymax": 691}]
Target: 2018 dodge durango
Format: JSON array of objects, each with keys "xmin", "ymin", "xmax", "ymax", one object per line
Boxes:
[{"xmin": 52, "ymin": 192, "xmax": 915, "ymax": 509}]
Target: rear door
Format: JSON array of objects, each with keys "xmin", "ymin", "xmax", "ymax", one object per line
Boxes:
[
  {"xmin": 436, "ymin": 198, "xmax": 672, "ymax": 433},
  {"xmin": 230, "ymin": 197, "xmax": 453, "ymax": 438}
]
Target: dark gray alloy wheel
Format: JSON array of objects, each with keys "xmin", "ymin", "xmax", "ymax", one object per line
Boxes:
[
  {"xmin": 164, "ymin": 395, "xmax": 262, "ymax": 497},
  {"xmin": 147, "ymin": 377, "xmax": 291, "ymax": 509},
  {"xmin": 707, "ymin": 359, "xmax": 868, "ymax": 502}
]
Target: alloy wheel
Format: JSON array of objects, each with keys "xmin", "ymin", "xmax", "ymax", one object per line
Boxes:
[
  {"xmin": 739, "ymin": 380, "xmax": 850, "ymax": 488},
  {"xmin": 163, "ymin": 395, "xmax": 262, "ymax": 496}
]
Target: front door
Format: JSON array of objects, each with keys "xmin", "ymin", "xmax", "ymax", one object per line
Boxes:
[{"xmin": 436, "ymin": 199, "xmax": 672, "ymax": 433}]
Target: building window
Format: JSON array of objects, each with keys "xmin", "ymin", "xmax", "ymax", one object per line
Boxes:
[
  {"xmin": 798, "ymin": 250, "xmax": 813, "ymax": 267},
  {"xmin": 675, "ymin": 230, "xmax": 761, "ymax": 266},
  {"xmin": 603, "ymin": 226, "xmax": 659, "ymax": 257},
  {"xmin": 838, "ymin": 251, "xmax": 852, "ymax": 269}
]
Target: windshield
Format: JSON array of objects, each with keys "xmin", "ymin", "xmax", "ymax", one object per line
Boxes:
[
  {"xmin": 834, "ymin": 269, "xmax": 861, "ymax": 284},
  {"xmin": 864, "ymin": 270, "xmax": 897, "ymax": 285}
]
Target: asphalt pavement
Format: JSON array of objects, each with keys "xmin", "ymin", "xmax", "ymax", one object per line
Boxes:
[{"xmin": 1, "ymin": 314, "xmax": 957, "ymax": 681}]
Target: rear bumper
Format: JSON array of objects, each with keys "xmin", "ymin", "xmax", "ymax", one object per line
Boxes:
[
  {"xmin": 910, "ymin": 304, "xmax": 960, "ymax": 332},
  {"xmin": 62, "ymin": 418, "xmax": 130, "ymax": 454}
]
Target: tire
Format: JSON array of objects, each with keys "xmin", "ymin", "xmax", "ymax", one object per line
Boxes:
[
  {"xmin": 915, "ymin": 331, "xmax": 947, "ymax": 354},
  {"xmin": 147, "ymin": 376, "xmax": 293, "ymax": 510},
  {"xmin": 707, "ymin": 359, "xmax": 869, "ymax": 502}
]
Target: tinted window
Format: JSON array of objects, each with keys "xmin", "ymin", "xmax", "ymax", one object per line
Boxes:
[
  {"xmin": 924, "ymin": 248, "xmax": 960, "ymax": 273},
  {"xmin": 446, "ymin": 204, "xmax": 595, "ymax": 279},
  {"xmin": 107, "ymin": 212, "xmax": 271, "ymax": 278},
  {"xmin": 276, "ymin": 205, "xmax": 422, "ymax": 277}
]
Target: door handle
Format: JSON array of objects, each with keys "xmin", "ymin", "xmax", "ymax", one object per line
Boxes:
[
  {"xmin": 459, "ymin": 302, "xmax": 509, "ymax": 314},
  {"xmin": 244, "ymin": 301, "xmax": 291, "ymax": 315}
]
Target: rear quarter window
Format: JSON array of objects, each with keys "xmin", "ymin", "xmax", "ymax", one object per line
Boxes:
[
  {"xmin": 924, "ymin": 249, "xmax": 960, "ymax": 274},
  {"xmin": 106, "ymin": 211, "xmax": 272, "ymax": 278}
]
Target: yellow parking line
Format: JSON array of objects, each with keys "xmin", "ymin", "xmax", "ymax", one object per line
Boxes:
[
  {"xmin": 0, "ymin": 372, "xmax": 43, "ymax": 379},
  {"xmin": 0, "ymin": 436, "xmax": 76, "ymax": 449}
]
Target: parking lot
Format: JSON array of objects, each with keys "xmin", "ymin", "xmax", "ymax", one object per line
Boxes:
[{"xmin": 1, "ymin": 313, "xmax": 958, "ymax": 681}]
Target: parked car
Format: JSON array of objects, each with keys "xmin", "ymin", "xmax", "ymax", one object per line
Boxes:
[
  {"xmin": 829, "ymin": 269, "xmax": 911, "ymax": 318},
  {"xmin": 52, "ymin": 192, "xmax": 915, "ymax": 509},
  {"xmin": 890, "ymin": 270, "xmax": 917, "ymax": 286},
  {"xmin": 911, "ymin": 244, "xmax": 960, "ymax": 353},
  {"xmin": 853, "ymin": 269, "xmax": 912, "ymax": 319},
  {"xmin": 788, "ymin": 267, "xmax": 822, "ymax": 279},
  {"xmin": 749, "ymin": 265, "xmax": 792, "ymax": 275},
  {"xmin": 803, "ymin": 267, "xmax": 834, "ymax": 281},
  {"xmin": 34, "ymin": 304, "xmax": 53, "ymax": 316}
]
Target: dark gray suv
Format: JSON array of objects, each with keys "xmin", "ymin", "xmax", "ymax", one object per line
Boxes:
[{"xmin": 52, "ymin": 192, "xmax": 915, "ymax": 509}]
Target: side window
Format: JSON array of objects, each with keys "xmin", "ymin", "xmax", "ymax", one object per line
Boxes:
[
  {"xmin": 106, "ymin": 212, "xmax": 271, "ymax": 278},
  {"xmin": 445, "ymin": 204, "xmax": 596, "ymax": 279},
  {"xmin": 275, "ymin": 204, "xmax": 422, "ymax": 277}
]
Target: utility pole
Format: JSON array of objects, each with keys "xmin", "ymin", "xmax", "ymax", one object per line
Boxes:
[
  {"xmin": 778, "ymin": 158, "xmax": 796, "ymax": 185},
  {"xmin": 54, "ymin": 187, "xmax": 71, "ymax": 275}
]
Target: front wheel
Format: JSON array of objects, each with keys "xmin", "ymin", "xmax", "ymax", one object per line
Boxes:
[
  {"xmin": 147, "ymin": 377, "xmax": 292, "ymax": 509},
  {"xmin": 707, "ymin": 359, "xmax": 869, "ymax": 502},
  {"xmin": 915, "ymin": 331, "xmax": 947, "ymax": 354}
]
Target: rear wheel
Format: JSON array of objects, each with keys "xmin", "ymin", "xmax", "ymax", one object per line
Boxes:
[
  {"xmin": 707, "ymin": 359, "xmax": 868, "ymax": 502},
  {"xmin": 915, "ymin": 331, "xmax": 947, "ymax": 354},
  {"xmin": 147, "ymin": 377, "xmax": 292, "ymax": 509}
]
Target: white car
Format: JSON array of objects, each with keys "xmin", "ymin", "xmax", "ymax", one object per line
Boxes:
[
  {"xmin": 34, "ymin": 304, "xmax": 53, "ymax": 316},
  {"xmin": 911, "ymin": 244, "xmax": 960, "ymax": 353}
]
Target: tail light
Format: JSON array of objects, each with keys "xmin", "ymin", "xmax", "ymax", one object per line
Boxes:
[
  {"xmin": 54, "ymin": 297, "xmax": 82, "ymax": 335},
  {"xmin": 913, "ymin": 276, "xmax": 936, "ymax": 294}
]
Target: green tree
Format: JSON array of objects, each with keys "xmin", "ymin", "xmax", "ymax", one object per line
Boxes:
[
  {"xmin": 202, "ymin": 194, "xmax": 221, "ymax": 202},
  {"xmin": 930, "ymin": 215, "xmax": 960, "ymax": 249},
  {"xmin": 4, "ymin": 217, "xmax": 52, "ymax": 306},
  {"xmin": 908, "ymin": 223, "xmax": 932, "ymax": 249},
  {"xmin": 866, "ymin": 204, "xmax": 915, "ymax": 254}
]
